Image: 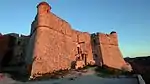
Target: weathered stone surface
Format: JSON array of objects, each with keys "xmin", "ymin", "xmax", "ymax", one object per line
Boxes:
[
  {"xmin": 0, "ymin": 35, "xmax": 10, "ymax": 69},
  {"xmin": 98, "ymin": 32, "xmax": 126, "ymax": 69},
  {"xmin": 91, "ymin": 32, "xmax": 129, "ymax": 70},
  {"xmin": 0, "ymin": 2, "xmax": 133, "ymax": 80},
  {"xmin": 31, "ymin": 28, "xmax": 77, "ymax": 76},
  {"xmin": 75, "ymin": 60, "xmax": 85, "ymax": 69},
  {"xmin": 78, "ymin": 32, "xmax": 94, "ymax": 65},
  {"xmin": 0, "ymin": 2, "xmax": 132, "ymax": 79},
  {"xmin": 23, "ymin": 1, "xmax": 131, "ymax": 78},
  {"xmin": 28, "ymin": 2, "xmax": 95, "ymax": 78}
]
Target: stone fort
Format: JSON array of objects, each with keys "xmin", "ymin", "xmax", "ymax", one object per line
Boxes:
[{"xmin": 0, "ymin": 2, "xmax": 131, "ymax": 78}]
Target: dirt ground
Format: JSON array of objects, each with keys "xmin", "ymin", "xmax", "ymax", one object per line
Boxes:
[{"xmin": 0, "ymin": 67, "xmax": 138, "ymax": 84}]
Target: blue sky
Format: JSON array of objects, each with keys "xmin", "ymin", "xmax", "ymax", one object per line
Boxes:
[{"xmin": 0, "ymin": 0, "xmax": 149, "ymax": 57}]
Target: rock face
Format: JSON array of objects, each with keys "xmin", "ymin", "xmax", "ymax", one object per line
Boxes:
[{"xmin": 125, "ymin": 56, "xmax": 150, "ymax": 84}]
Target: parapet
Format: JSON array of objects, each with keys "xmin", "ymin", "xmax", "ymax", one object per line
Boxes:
[
  {"xmin": 34, "ymin": 2, "xmax": 74, "ymax": 37},
  {"xmin": 96, "ymin": 32, "xmax": 118, "ymax": 46}
]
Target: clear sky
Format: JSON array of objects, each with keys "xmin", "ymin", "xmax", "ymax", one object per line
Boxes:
[{"xmin": 0, "ymin": 0, "xmax": 149, "ymax": 57}]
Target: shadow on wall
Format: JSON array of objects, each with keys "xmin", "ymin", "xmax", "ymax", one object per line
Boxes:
[
  {"xmin": 71, "ymin": 61, "xmax": 76, "ymax": 69},
  {"xmin": 90, "ymin": 33, "xmax": 102, "ymax": 66},
  {"xmin": 1, "ymin": 35, "xmax": 16, "ymax": 68},
  {"xmin": 0, "ymin": 35, "xmax": 30, "ymax": 81},
  {"xmin": 25, "ymin": 26, "xmax": 38, "ymax": 79}
]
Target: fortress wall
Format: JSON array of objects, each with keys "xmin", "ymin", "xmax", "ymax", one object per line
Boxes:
[
  {"xmin": 0, "ymin": 36, "xmax": 10, "ymax": 68},
  {"xmin": 98, "ymin": 33, "xmax": 126, "ymax": 69},
  {"xmin": 31, "ymin": 25, "xmax": 78, "ymax": 77},
  {"xmin": 0, "ymin": 36, "xmax": 10, "ymax": 57},
  {"xmin": 91, "ymin": 34, "xmax": 102, "ymax": 66},
  {"xmin": 25, "ymin": 31, "xmax": 36, "ymax": 75},
  {"xmin": 0, "ymin": 2, "xmax": 133, "ymax": 78},
  {"xmin": 25, "ymin": 15, "xmax": 38, "ymax": 64},
  {"xmin": 25, "ymin": 16, "xmax": 38, "ymax": 66},
  {"xmin": 31, "ymin": 27, "xmax": 77, "ymax": 76},
  {"xmin": 78, "ymin": 32, "xmax": 94, "ymax": 64},
  {"xmin": 38, "ymin": 12, "xmax": 73, "ymax": 37},
  {"xmin": 30, "ymin": 5, "xmax": 79, "ymax": 76},
  {"xmin": 0, "ymin": 35, "xmax": 19, "ymax": 68},
  {"xmin": 31, "ymin": 20, "xmax": 38, "ymax": 35},
  {"xmin": 30, "ymin": 2, "xmax": 94, "ymax": 77}
]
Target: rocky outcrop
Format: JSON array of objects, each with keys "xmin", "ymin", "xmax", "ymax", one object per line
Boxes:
[{"xmin": 125, "ymin": 56, "xmax": 150, "ymax": 84}]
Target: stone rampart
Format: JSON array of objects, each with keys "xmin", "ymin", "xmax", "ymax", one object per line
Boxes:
[
  {"xmin": 98, "ymin": 32, "xmax": 126, "ymax": 69},
  {"xmin": 29, "ymin": 2, "xmax": 94, "ymax": 77}
]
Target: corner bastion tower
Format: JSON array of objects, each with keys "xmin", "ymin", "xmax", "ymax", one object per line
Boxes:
[
  {"xmin": 26, "ymin": 2, "xmax": 94, "ymax": 78},
  {"xmin": 25, "ymin": 2, "xmax": 131, "ymax": 78}
]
